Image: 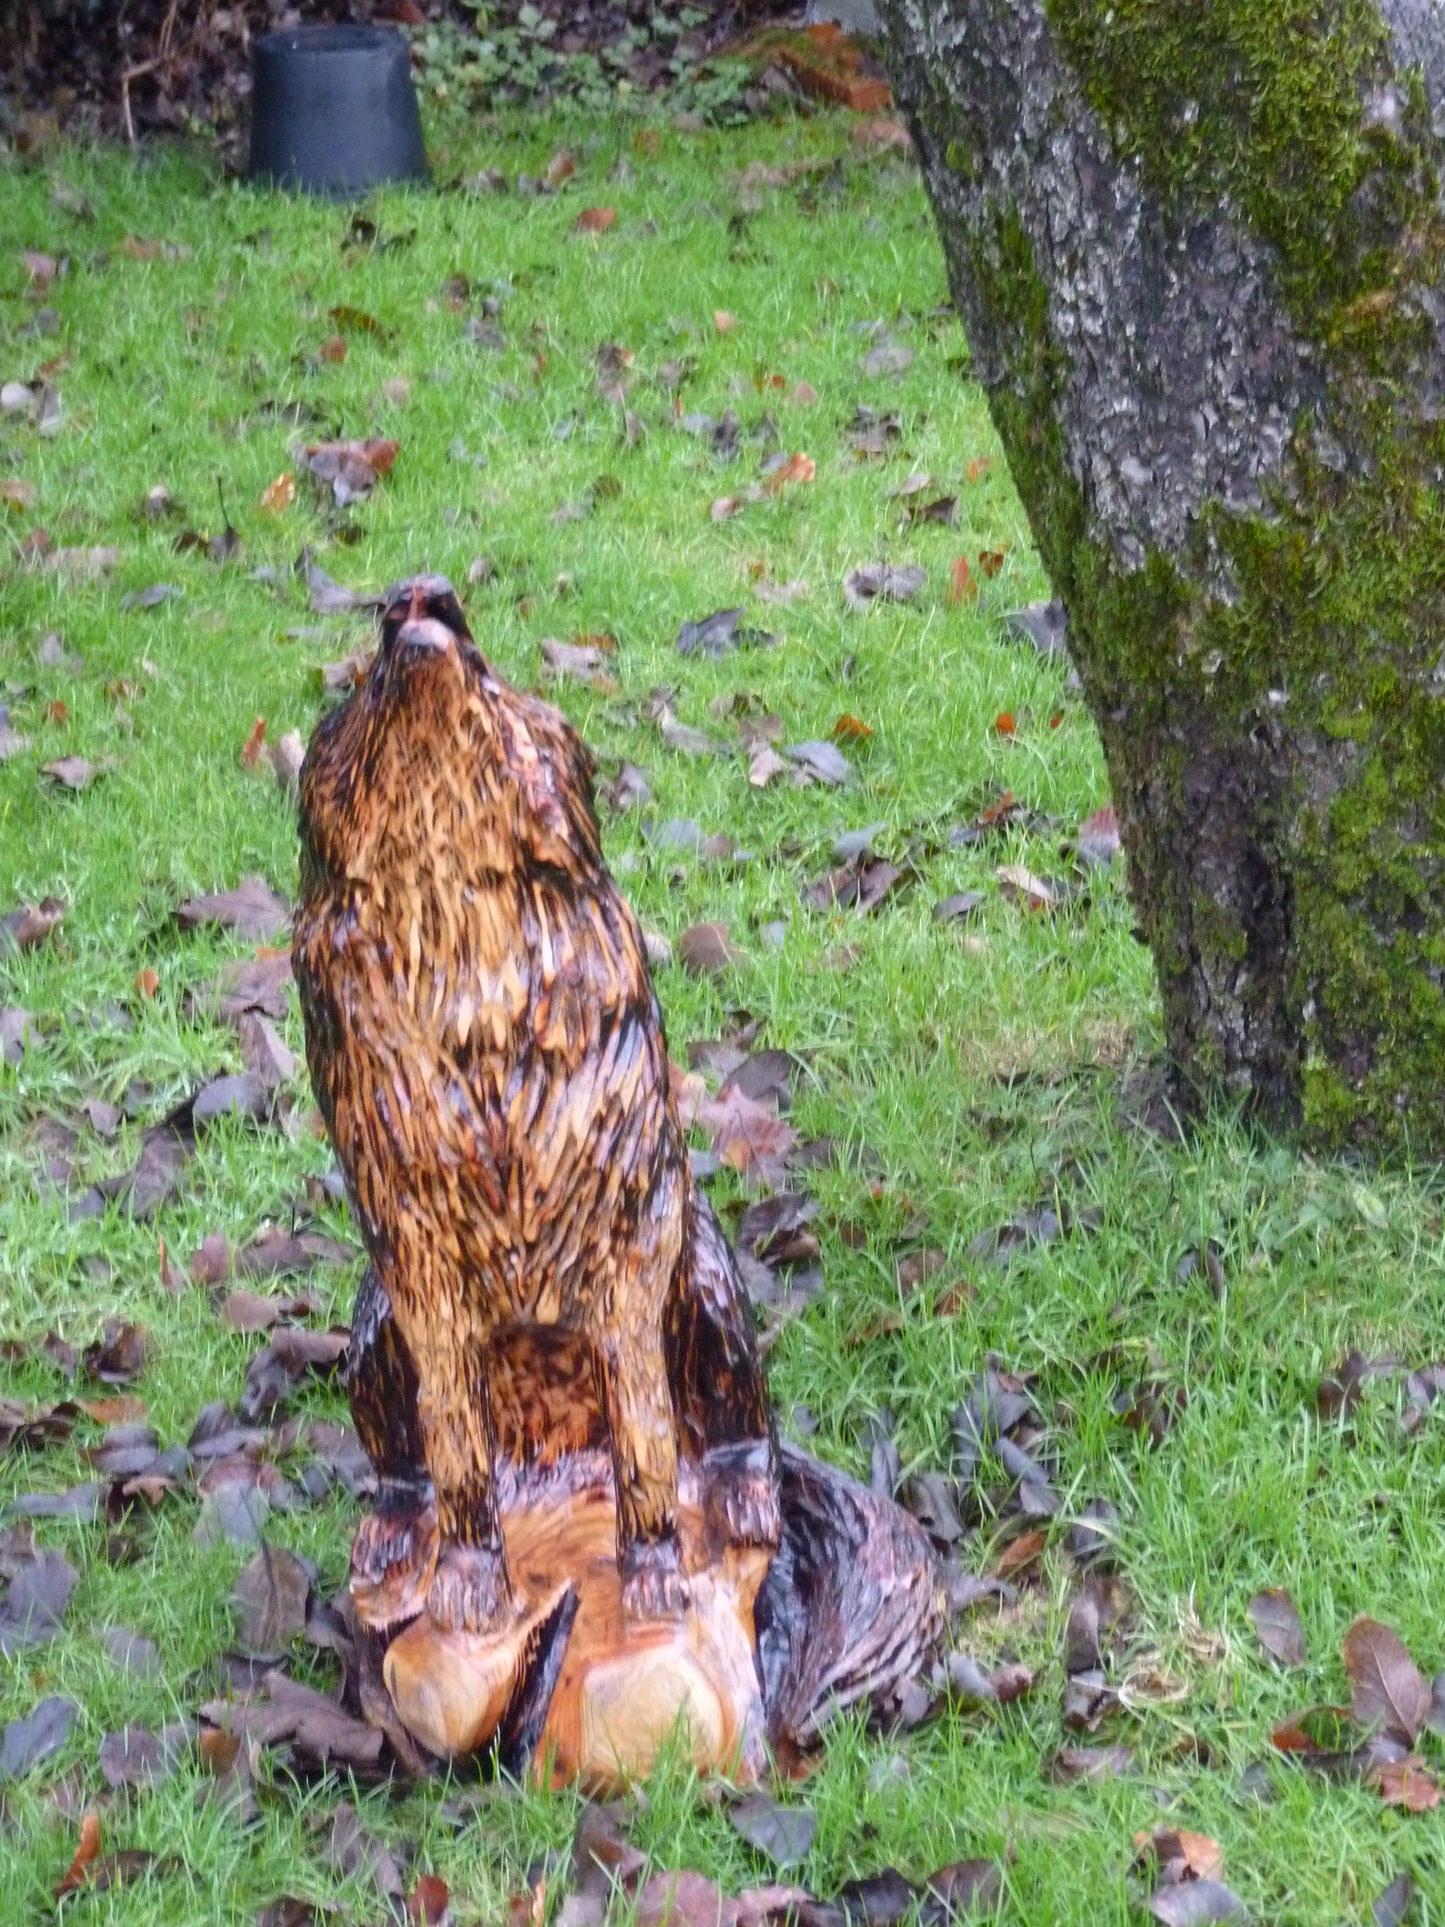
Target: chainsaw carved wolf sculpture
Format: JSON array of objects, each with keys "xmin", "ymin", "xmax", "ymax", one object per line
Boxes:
[{"xmin": 294, "ymin": 576, "xmax": 941, "ymax": 1782}]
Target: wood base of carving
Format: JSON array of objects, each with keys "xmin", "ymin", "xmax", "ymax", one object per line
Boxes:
[
  {"xmin": 353, "ymin": 1445, "xmax": 942, "ymax": 1789},
  {"xmin": 379, "ymin": 1456, "xmax": 768, "ymax": 1784}
]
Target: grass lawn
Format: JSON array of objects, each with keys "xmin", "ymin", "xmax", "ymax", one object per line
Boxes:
[{"xmin": 2, "ymin": 99, "xmax": 1443, "ymax": 1926}]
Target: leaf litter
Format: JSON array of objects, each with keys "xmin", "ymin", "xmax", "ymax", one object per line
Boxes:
[{"xmin": 1247, "ymin": 1589, "xmax": 1307, "ymax": 1668}]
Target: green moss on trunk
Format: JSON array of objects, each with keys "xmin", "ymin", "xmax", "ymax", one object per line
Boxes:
[
  {"xmin": 898, "ymin": 0, "xmax": 1445, "ymax": 1149},
  {"xmin": 1046, "ymin": 0, "xmax": 1408, "ymax": 317}
]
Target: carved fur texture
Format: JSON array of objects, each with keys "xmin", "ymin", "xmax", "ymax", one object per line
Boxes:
[{"xmin": 293, "ymin": 578, "xmax": 777, "ymax": 1636}]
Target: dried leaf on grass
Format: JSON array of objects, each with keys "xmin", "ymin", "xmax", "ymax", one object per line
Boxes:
[
  {"xmin": 678, "ymin": 923, "xmax": 745, "ymax": 978},
  {"xmin": 693, "ymin": 1087, "xmax": 796, "ymax": 1184},
  {"xmin": 0, "ymin": 1693, "xmax": 76, "ymax": 1775},
  {"xmin": 233, "ymin": 1542, "xmax": 313, "ymax": 1652},
  {"xmin": 764, "ymin": 451, "xmax": 814, "ymax": 494},
  {"xmin": 1247, "ymin": 1589, "xmax": 1306, "ymax": 1668},
  {"xmin": 98, "ymin": 1116, "xmax": 194, "ymax": 1221},
  {"xmin": 239, "ymin": 1326, "xmax": 351, "ymax": 1422},
  {"xmin": 1374, "ymin": 1876, "xmax": 1416, "ymax": 1927},
  {"xmin": 1342, "ymin": 1616, "xmax": 1432, "ymax": 1743},
  {"xmin": 843, "ymin": 563, "xmax": 926, "ymax": 608},
  {"xmin": 676, "ymin": 608, "xmax": 774, "ymax": 659},
  {"xmin": 727, "ymin": 1791, "xmax": 817, "ymax": 1867},
  {"xmin": 1044, "ymin": 1744, "xmax": 1132, "ymax": 1784},
  {"xmin": 192, "ymin": 1072, "xmax": 270, "ymax": 1127},
  {"xmin": 1146, "ymin": 1882, "xmax": 1247, "ymax": 1925},
  {"xmin": 199, "ymin": 1669, "xmax": 384, "ymax": 1777},
  {"xmin": 98, "ymin": 1722, "xmax": 188, "ymax": 1789},
  {"xmin": 862, "ymin": 339, "xmax": 914, "ymax": 379},
  {"xmin": 41, "ymin": 754, "xmax": 100, "ymax": 791},
  {"xmin": 1369, "ymin": 1755, "xmax": 1442, "ymax": 1812},
  {"xmin": 1134, "ymin": 1830, "xmax": 1225, "ymax": 1888},
  {"xmin": 749, "ymin": 745, "xmax": 786, "ymax": 789},
  {"xmin": 933, "ymin": 891, "xmax": 984, "ymax": 926},
  {"xmin": 177, "ymin": 876, "xmax": 291, "ymax": 942},
  {"xmin": 634, "ymin": 1872, "xmax": 809, "ymax": 1927},
  {"xmin": 1077, "ymin": 804, "xmax": 1121, "ymax": 869},
  {"xmin": 81, "ymin": 1319, "xmax": 149, "ymax": 1384},
  {"xmin": 0, "ymin": 714, "xmax": 31, "ymax": 763},
  {"xmin": 801, "ymin": 851, "xmax": 908, "ymax": 915},
  {"xmin": 54, "ymin": 1810, "xmax": 100, "ymax": 1897},
  {"xmin": 603, "ymin": 762, "xmax": 652, "ymax": 813},
  {"xmin": 0, "ymin": 897, "xmax": 64, "ymax": 953},
  {"xmin": 119, "ymin": 582, "xmax": 180, "ymax": 611},
  {"xmin": 300, "ymin": 437, "xmax": 398, "ymax": 507},
  {"xmin": 409, "ymin": 1875, "xmax": 451, "ymax": 1924},
  {"xmin": 786, "ymin": 740, "xmax": 853, "ymax": 787},
  {"xmin": 1, "ymin": 1006, "xmax": 33, "ymax": 1064},
  {"xmin": 995, "ymin": 865, "xmax": 1059, "ymax": 912},
  {"xmin": 238, "ymin": 1012, "xmax": 298, "ymax": 1089},
  {"xmin": 323, "ymin": 1799, "xmax": 407, "ymax": 1894},
  {"xmin": 269, "ymin": 728, "xmax": 306, "ymax": 790},
  {"xmin": 540, "ymin": 638, "xmax": 620, "ymax": 693}
]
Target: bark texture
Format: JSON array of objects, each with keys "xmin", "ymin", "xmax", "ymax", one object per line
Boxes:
[{"xmin": 879, "ymin": 0, "xmax": 1445, "ymax": 1149}]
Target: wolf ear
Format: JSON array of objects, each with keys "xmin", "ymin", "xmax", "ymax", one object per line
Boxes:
[{"xmin": 427, "ymin": 580, "xmax": 472, "ymax": 642}]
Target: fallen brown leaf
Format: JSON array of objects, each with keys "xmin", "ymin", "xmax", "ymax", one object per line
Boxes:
[
  {"xmin": 1044, "ymin": 1744, "xmax": 1132, "ymax": 1784},
  {"xmin": 1370, "ymin": 1754, "xmax": 1442, "ymax": 1812},
  {"xmin": 301, "ymin": 438, "xmax": 399, "ymax": 507},
  {"xmin": 748, "ymin": 745, "xmax": 785, "ymax": 789},
  {"xmin": 1134, "ymin": 1827, "xmax": 1225, "ymax": 1886},
  {"xmin": 695, "ymin": 1086, "xmax": 796, "ymax": 1182},
  {"xmin": 233, "ymin": 1541, "xmax": 312, "ymax": 1653},
  {"xmin": 190, "ymin": 1233, "xmax": 231, "ymax": 1285},
  {"xmin": 574, "ymin": 207, "xmax": 617, "ymax": 234},
  {"xmin": 41, "ymin": 755, "xmax": 97, "ymax": 791},
  {"xmin": 54, "ymin": 1810, "xmax": 101, "ymax": 1899},
  {"xmin": 1147, "ymin": 1882, "xmax": 1246, "ymax": 1925},
  {"xmin": 765, "ymin": 451, "xmax": 814, "ymax": 494},
  {"xmin": 176, "ymin": 877, "xmax": 290, "ymax": 942},
  {"xmin": 1077, "ymin": 803, "xmax": 1122, "ymax": 869},
  {"xmin": 996, "ymin": 864, "xmax": 1056, "ymax": 912},
  {"xmin": 678, "ymin": 923, "xmax": 744, "ymax": 978},
  {"xmin": 409, "ymin": 1875, "xmax": 451, "ymax": 1924},
  {"xmin": 0, "ymin": 897, "xmax": 64, "ymax": 954},
  {"xmin": 992, "ymin": 1528, "xmax": 1047, "ymax": 1579},
  {"xmin": 1342, "ymin": 1616, "xmax": 1431, "ymax": 1743},
  {"xmin": 81, "ymin": 1320, "xmax": 149, "ymax": 1385},
  {"xmin": 1248, "ymin": 1588, "xmax": 1307, "ymax": 1668}
]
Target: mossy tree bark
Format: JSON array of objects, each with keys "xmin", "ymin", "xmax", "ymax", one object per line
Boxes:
[{"xmin": 878, "ymin": 0, "xmax": 1445, "ymax": 1150}]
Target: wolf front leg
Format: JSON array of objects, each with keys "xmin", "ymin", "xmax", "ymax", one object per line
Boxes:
[
  {"xmin": 595, "ymin": 1306, "xmax": 689, "ymax": 1621},
  {"xmin": 365, "ymin": 1216, "xmax": 516, "ymax": 1636},
  {"xmin": 344, "ymin": 1263, "xmax": 440, "ymax": 1630}
]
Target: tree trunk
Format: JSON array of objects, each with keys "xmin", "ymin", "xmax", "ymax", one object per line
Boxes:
[{"xmin": 877, "ymin": 0, "xmax": 1445, "ymax": 1151}]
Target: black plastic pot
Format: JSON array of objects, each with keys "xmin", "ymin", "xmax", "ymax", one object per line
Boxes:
[{"xmin": 248, "ymin": 26, "xmax": 429, "ymax": 199}]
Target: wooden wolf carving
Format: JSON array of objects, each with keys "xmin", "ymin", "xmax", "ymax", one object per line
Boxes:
[{"xmin": 293, "ymin": 575, "xmax": 941, "ymax": 1782}]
